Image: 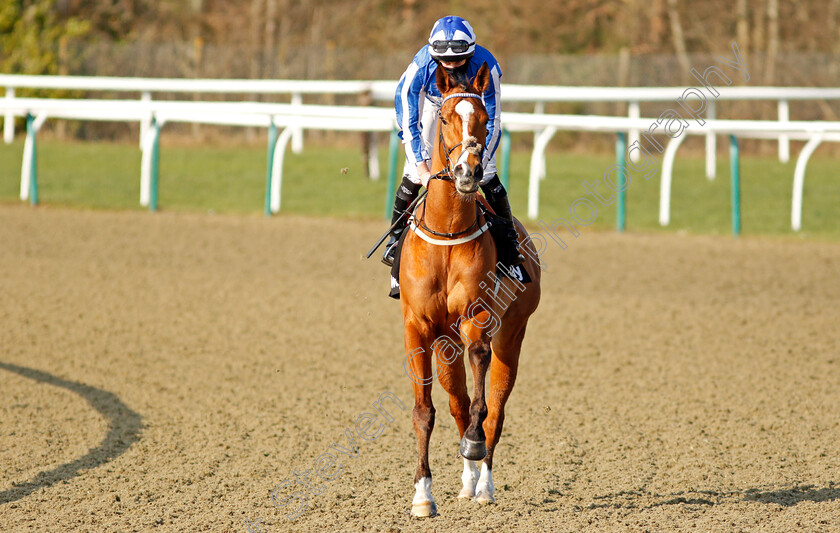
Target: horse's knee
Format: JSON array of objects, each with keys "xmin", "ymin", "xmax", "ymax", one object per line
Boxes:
[
  {"xmin": 413, "ymin": 403, "xmax": 435, "ymax": 433},
  {"xmin": 465, "ymin": 397, "xmax": 488, "ymax": 445},
  {"xmin": 468, "ymin": 338, "xmax": 491, "ymax": 368},
  {"xmin": 469, "ymin": 397, "xmax": 488, "ymax": 422},
  {"xmin": 484, "ymin": 410, "xmax": 505, "ymax": 431},
  {"xmin": 483, "ymin": 411, "xmax": 505, "ymax": 448},
  {"xmin": 465, "ymin": 340, "xmax": 491, "ymax": 439}
]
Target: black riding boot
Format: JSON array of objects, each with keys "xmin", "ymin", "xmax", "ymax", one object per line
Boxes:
[
  {"xmin": 382, "ymin": 175, "xmax": 421, "ymax": 267},
  {"xmin": 481, "ymin": 175, "xmax": 525, "ymax": 266}
]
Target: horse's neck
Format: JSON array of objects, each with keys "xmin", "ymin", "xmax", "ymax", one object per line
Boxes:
[
  {"xmin": 423, "ymin": 122, "xmax": 476, "ymax": 233},
  {"xmin": 423, "ymin": 178, "xmax": 476, "ymax": 234}
]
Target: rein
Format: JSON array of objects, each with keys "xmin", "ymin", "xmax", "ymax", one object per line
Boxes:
[{"xmin": 416, "ymin": 199, "xmax": 482, "ymax": 238}]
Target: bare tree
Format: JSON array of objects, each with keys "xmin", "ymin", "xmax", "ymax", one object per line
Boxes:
[
  {"xmin": 736, "ymin": 0, "xmax": 750, "ymax": 55},
  {"xmin": 247, "ymin": 0, "xmax": 264, "ymax": 141},
  {"xmin": 752, "ymin": 0, "xmax": 766, "ymax": 57},
  {"xmin": 264, "ymin": 0, "xmax": 277, "ymax": 78},
  {"xmin": 250, "ymin": 0, "xmax": 263, "ymax": 79},
  {"xmin": 648, "ymin": 0, "xmax": 667, "ymax": 53},
  {"xmin": 191, "ymin": 0, "xmax": 204, "ymax": 139},
  {"xmin": 764, "ymin": 0, "xmax": 779, "ymax": 84},
  {"xmin": 666, "ymin": 0, "xmax": 690, "ymax": 84}
]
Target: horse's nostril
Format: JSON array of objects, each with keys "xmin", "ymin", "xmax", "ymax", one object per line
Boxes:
[{"xmin": 454, "ymin": 163, "xmax": 471, "ymax": 179}]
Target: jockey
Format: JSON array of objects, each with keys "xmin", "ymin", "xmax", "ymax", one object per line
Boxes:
[{"xmin": 382, "ymin": 15, "xmax": 525, "ymax": 267}]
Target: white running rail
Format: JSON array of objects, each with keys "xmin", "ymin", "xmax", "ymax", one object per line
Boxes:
[{"xmin": 2, "ymin": 75, "xmax": 840, "ymax": 230}]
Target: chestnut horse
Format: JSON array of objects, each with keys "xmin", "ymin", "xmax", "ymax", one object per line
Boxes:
[{"xmin": 399, "ymin": 63, "xmax": 541, "ymax": 517}]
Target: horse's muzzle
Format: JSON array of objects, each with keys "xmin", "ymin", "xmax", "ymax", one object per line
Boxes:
[{"xmin": 453, "ymin": 163, "xmax": 482, "ymax": 194}]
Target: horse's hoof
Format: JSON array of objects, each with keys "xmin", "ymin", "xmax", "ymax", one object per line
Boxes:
[
  {"xmin": 460, "ymin": 437, "xmax": 487, "ymax": 461},
  {"xmin": 474, "ymin": 491, "xmax": 496, "ymax": 505},
  {"xmin": 457, "ymin": 487, "xmax": 475, "ymax": 500},
  {"xmin": 411, "ymin": 501, "xmax": 437, "ymax": 517}
]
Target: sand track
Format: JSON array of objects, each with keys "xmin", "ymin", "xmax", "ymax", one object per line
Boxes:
[{"xmin": 1, "ymin": 205, "xmax": 839, "ymax": 532}]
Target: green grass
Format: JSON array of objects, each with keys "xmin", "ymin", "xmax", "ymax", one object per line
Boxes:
[
  {"xmin": 513, "ymin": 150, "xmax": 840, "ymax": 238},
  {"xmin": 0, "ymin": 137, "xmax": 837, "ymax": 238}
]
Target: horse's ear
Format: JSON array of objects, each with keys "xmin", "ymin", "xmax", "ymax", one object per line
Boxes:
[
  {"xmin": 436, "ymin": 63, "xmax": 451, "ymax": 94},
  {"xmin": 472, "ymin": 62, "xmax": 490, "ymax": 93}
]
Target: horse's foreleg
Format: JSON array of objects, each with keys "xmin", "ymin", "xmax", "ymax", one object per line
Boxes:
[
  {"xmin": 436, "ymin": 345, "xmax": 470, "ymax": 437},
  {"xmin": 437, "ymin": 345, "xmax": 478, "ymax": 500},
  {"xmin": 476, "ymin": 322, "xmax": 527, "ymax": 505},
  {"xmin": 460, "ymin": 327, "xmax": 491, "ymax": 462},
  {"xmin": 404, "ymin": 321, "xmax": 437, "ymax": 517}
]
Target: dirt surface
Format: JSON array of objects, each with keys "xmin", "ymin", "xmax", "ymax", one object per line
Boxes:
[{"xmin": 1, "ymin": 204, "xmax": 839, "ymax": 532}]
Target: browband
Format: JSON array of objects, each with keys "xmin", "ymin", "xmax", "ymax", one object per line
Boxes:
[{"xmin": 441, "ymin": 92, "xmax": 482, "ymax": 105}]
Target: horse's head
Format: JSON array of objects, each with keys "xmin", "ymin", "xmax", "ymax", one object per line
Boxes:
[{"xmin": 435, "ymin": 62, "xmax": 491, "ymax": 196}]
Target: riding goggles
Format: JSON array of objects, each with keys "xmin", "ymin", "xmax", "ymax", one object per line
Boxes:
[{"xmin": 430, "ymin": 40, "xmax": 472, "ymax": 54}]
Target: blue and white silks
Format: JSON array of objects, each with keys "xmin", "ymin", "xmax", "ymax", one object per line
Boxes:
[{"xmin": 394, "ymin": 45, "xmax": 502, "ymax": 185}]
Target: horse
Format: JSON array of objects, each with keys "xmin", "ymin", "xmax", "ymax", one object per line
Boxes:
[{"xmin": 398, "ymin": 62, "xmax": 542, "ymax": 517}]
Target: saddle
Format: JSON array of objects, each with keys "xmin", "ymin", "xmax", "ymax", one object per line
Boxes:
[{"xmin": 389, "ymin": 194, "xmax": 531, "ymax": 300}]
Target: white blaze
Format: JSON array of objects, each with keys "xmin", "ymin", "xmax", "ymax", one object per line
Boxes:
[
  {"xmin": 454, "ymin": 100, "xmax": 474, "ymax": 142},
  {"xmin": 453, "ymin": 100, "xmax": 476, "ymax": 169}
]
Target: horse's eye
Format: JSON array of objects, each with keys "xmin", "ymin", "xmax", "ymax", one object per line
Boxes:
[{"xmin": 440, "ymin": 116, "xmax": 448, "ymax": 125}]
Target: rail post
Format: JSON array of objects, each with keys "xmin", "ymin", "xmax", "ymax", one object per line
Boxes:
[
  {"xmin": 269, "ymin": 126, "xmax": 294, "ymax": 214},
  {"xmin": 791, "ymin": 135, "xmax": 823, "ymax": 232},
  {"xmin": 148, "ymin": 117, "xmax": 161, "ymax": 212},
  {"xmin": 706, "ymin": 100, "xmax": 716, "ymax": 180},
  {"xmin": 500, "ymin": 127, "xmax": 511, "ymax": 189},
  {"xmin": 20, "ymin": 112, "xmax": 47, "ymax": 205},
  {"xmin": 4, "ymin": 86, "xmax": 14, "ymax": 144},
  {"xmin": 627, "ymin": 101, "xmax": 639, "ymax": 163},
  {"xmin": 26, "ymin": 114, "xmax": 38, "ymax": 205},
  {"xmin": 291, "ymin": 93, "xmax": 303, "ymax": 154},
  {"xmin": 140, "ymin": 91, "xmax": 151, "ymax": 149},
  {"xmin": 778, "ymin": 99, "xmax": 790, "ymax": 163},
  {"xmin": 729, "ymin": 134, "xmax": 741, "ymax": 237},
  {"xmin": 615, "ymin": 131, "xmax": 627, "ymax": 232},
  {"xmin": 265, "ymin": 120, "xmax": 278, "ymax": 216}
]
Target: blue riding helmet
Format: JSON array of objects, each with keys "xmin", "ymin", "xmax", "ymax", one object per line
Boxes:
[{"xmin": 427, "ymin": 16, "xmax": 476, "ymax": 62}]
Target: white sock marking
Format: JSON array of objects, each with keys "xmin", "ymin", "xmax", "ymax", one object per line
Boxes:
[
  {"xmin": 413, "ymin": 476, "xmax": 434, "ymax": 505},
  {"xmin": 459, "ymin": 458, "xmax": 480, "ymax": 498},
  {"xmin": 475, "ymin": 462, "xmax": 495, "ymax": 502}
]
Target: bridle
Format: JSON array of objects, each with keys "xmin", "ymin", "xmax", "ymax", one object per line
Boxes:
[
  {"xmin": 426, "ymin": 92, "xmax": 485, "ymax": 184},
  {"xmin": 414, "ymin": 91, "xmax": 487, "ymax": 239}
]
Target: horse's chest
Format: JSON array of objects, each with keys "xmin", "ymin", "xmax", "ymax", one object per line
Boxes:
[{"xmin": 405, "ymin": 274, "xmax": 483, "ymax": 315}]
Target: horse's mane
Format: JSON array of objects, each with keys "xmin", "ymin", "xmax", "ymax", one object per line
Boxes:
[{"xmin": 444, "ymin": 67, "xmax": 473, "ymax": 93}]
